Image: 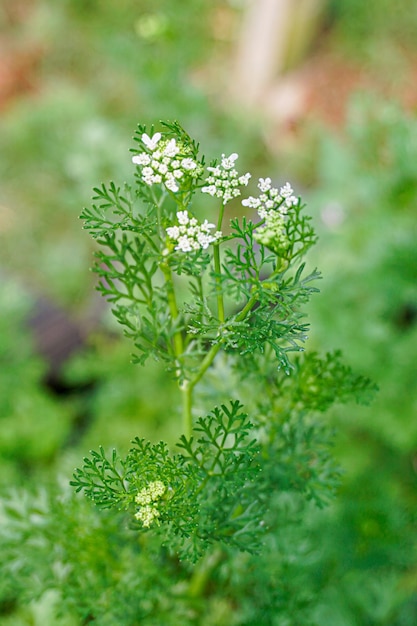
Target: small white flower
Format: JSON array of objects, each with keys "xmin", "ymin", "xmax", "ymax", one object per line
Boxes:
[
  {"xmin": 201, "ymin": 185, "xmax": 217, "ymax": 196},
  {"xmin": 279, "ymin": 182, "xmax": 294, "ymax": 198},
  {"xmin": 221, "ymin": 153, "xmax": 239, "ymax": 170},
  {"xmin": 176, "ymin": 235, "xmax": 194, "ymax": 252},
  {"xmin": 157, "ymin": 163, "xmax": 168, "ymax": 175},
  {"xmin": 164, "ymin": 175, "xmax": 179, "ymax": 192},
  {"xmin": 132, "ymin": 153, "xmax": 151, "ymax": 165},
  {"xmin": 239, "ymin": 173, "xmax": 251, "ymax": 186},
  {"xmin": 181, "ymin": 157, "xmax": 197, "ymax": 170},
  {"xmin": 285, "ymin": 195, "xmax": 298, "ymax": 208},
  {"xmin": 258, "ymin": 177, "xmax": 272, "ymax": 192},
  {"xmin": 166, "ymin": 225, "xmax": 180, "ymax": 239},
  {"xmin": 207, "ymin": 165, "xmax": 221, "ymax": 176},
  {"xmin": 242, "ymin": 196, "xmax": 261, "ymax": 209},
  {"xmin": 177, "ymin": 210, "xmax": 189, "ymax": 225},
  {"xmin": 142, "ymin": 132, "xmax": 162, "ymax": 150},
  {"xmin": 142, "ymin": 166, "xmax": 154, "ymax": 177},
  {"xmin": 164, "ymin": 138, "xmax": 179, "ymax": 157},
  {"xmin": 197, "ymin": 232, "xmax": 212, "ymax": 249},
  {"xmin": 200, "ymin": 219, "xmax": 216, "ymax": 233}
]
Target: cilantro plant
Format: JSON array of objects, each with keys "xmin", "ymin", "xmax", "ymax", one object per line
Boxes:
[{"xmin": 69, "ymin": 120, "xmax": 374, "ymax": 606}]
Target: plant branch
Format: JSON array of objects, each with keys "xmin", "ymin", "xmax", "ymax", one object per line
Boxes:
[{"xmin": 213, "ymin": 202, "xmax": 226, "ymax": 323}]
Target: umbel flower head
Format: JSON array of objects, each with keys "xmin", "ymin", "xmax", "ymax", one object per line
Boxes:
[
  {"xmin": 242, "ymin": 178, "xmax": 298, "ymax": 255},
  {"xmin": 242, "ymin": 178, "xmax": 298, "ymax": 219},
  {"xmin": 166, "ymin": 210, "xmax": 222, "ymax": 253},
  {"xmin": 253, "ymin": 212, "xmax": 289, "ymax": 255},
  {"xmin": 201, "ymin": 153, "xmax": 251, "ymax": 204},
  {"xmin": 134, "ymin": 480, "xmax": 166, "ymax": 528},
  {"xmin": 132, "ymin": 132, "xmax": 199, "ymax": 193}
]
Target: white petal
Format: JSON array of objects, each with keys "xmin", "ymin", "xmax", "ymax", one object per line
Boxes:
[{"xmin": 142, "ymin": 132, "xmax": 162, "ymax": 150}]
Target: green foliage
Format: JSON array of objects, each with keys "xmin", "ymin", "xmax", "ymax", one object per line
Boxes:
[
  {"xmin": 306, "ymin": 97, "xmax": 417, "ymax": 448},
  {"xmin": 0, "ymin": 279, "xmax": 72, "ymax": 484},
  {"xmin": 292, "ymin": 96, "xmax": 417, "ymax": 625},
  {"xmin": 5, "ymin": 2, "xmax": 416, "ymax": 622},
  {"xmin": 329, "ymin": 0, "xmax": 417, "ymax": 52},
  {"xmin": 279, "ymin": 350, "xmax": 378, "ymax": 411},
  {"xmin": 0, "ymin": 118, "xmax": 380, "ymax": 624},
  {"xmin": 63, "ymin": 120, "xmax": 375, "ymax": 614},
  {"xmin": 72, "ymin": 401, "xmax": 263, "ymax": 561},
  {"xmin": 80, "ymin": 122, "xmax": 320, "ymax": 384}
]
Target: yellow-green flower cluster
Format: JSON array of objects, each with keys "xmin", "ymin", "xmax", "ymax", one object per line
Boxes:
[
  {"xmin": 134, "ymin": 480, "xmax": 166, "ymax": 528},
  {"xmin": 253, "ymin": 211, "xmax": 289, "ymax": 255}
]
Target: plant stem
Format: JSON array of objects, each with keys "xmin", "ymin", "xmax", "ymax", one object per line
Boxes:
[
  {"xmin": 190, "ymin": 343, "xmax": 221, "ymax": 390},
  {"xmin": 187, "ymin": 547, "xmax": 224, "ymax": 598},
  {"xmin": 189, "ymin": 287, "xmax": 258, "ymax": 392},
  {"xmin": 166, "ymin": 203, "xmax": 259, "ymax": 437},
  {"xmin": 161, "ymin": 262, "xmax": 184, "ymax": 359},
  {"xmin": 213, "ymin": 203, "xmax": 226, "ymax": 323},
  {"xmin": 235, "ymin": 287, "xmax": 258, "ymax": 321},
  {"xmin": 161, "ymin": 260, "xmax": 194, "ymax": 436},
  {"xmin": 181, "ymin": 379, "xmax": 193, "ymax": 439}
]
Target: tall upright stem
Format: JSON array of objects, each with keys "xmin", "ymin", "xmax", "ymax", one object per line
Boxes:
[
  {"xmin": 213, "ymin": 203, "xmax": 226, "ymax": 323},
  {"xmin": 160, "ymin": 261, "xmax": 191, "ymax": 434},
  {"xmin": 181, "ymin": 379, "xmax": 193, "ymax": 439},
  {"xmin": 161, "ymin": 262, "xmax": 183, "ymax": 358}
]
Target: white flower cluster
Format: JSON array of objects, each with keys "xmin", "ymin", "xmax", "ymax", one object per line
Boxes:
[
  {"xmin": 132, "ymin": 132, "xmax": 198, "ymax": 193},
  {"xmin": 201, "ymin": 153, "xmax": 251, "ymax": 204},
  {"xmin": 242, "ymin": 178, "xmax": 298, "ymax": 219},
  {"xmin": 134, "ymin": 480, "xmax": 166, "ymax": 528},
  {"xmin": 166, "ymin": 210, "xmax": 222, "ymax": 253}
]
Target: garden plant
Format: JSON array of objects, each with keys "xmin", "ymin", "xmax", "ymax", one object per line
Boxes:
[
  {"xmin": 1, "ymin": 120, "xmax": 376, "ymax": 625},
  {"xmin": 69, "ymin": 121, "xmax": 374, "ymax": 623}
]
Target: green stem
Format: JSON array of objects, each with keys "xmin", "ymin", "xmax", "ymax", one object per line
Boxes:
[
  {"xmin": 161, "ymin": 262, "xmax": 183, "ymax": 358},
  {"xmin": 188, "ymin": 288, "xmax": 259, "ymax": 393},
  {"xmin": 181, "ymin": 379, "xmax": 193, "ymax": 439},
  {"xmin": 213, "ymin": 202, "xmax": 226, "ymax": 323},
  {"xmin": 161, "ymin": 260, "xmax": 194, "ymax": 436},
  {"xmin": 235, "ymin": 288, "xmax": 259, "ymax": 322},
  {"xmin": 172, "ymin": 202, "xmax": 245, "ymax": 435},
  {"xmin": 151, "ymin": 186, "xmax": 168, "ymax": 242},
  {"xmin": 187, "ymin": 547, "xmax": 224, "ymax": 598},
  {"xmin": 213, "ymin": 244, "xmax": 224, "ymax": 323},
  {"xmin": 189, "ymin": 343, "xmax": 221, "ymax": 390}
]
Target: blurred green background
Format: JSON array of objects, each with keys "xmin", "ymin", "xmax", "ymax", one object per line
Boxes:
[{"xmin": 1, "ymin": 1, "xmax": 416, "ymax": 624}]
